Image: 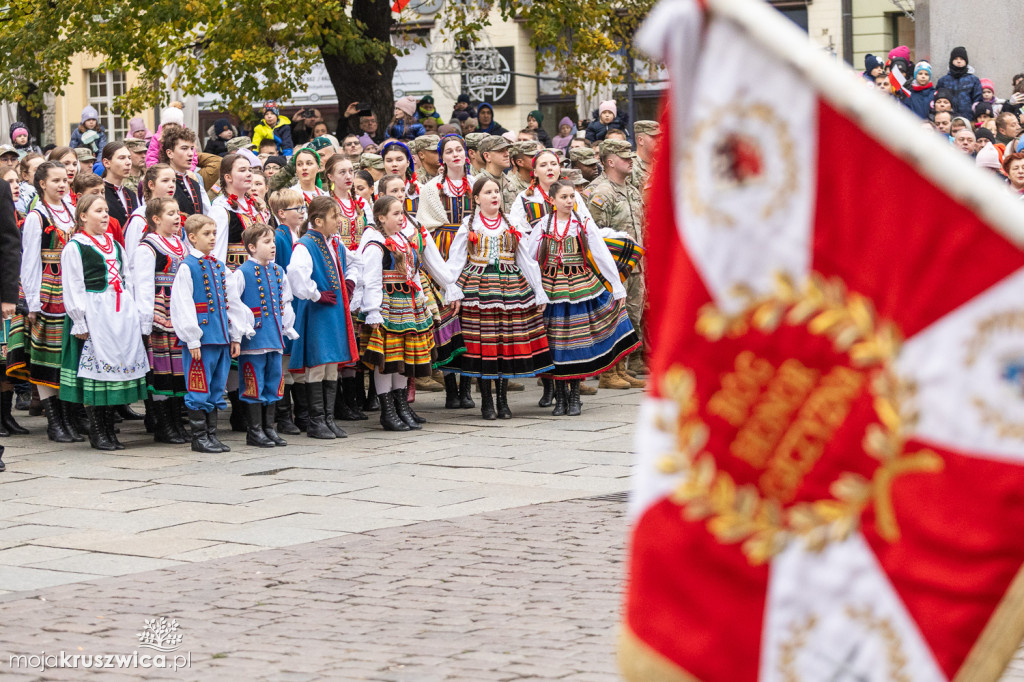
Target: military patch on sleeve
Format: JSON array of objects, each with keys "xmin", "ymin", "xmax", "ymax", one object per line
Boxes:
[
  {"xmin": 580, "ymin": 189, "xmax": 592, "ymax": 200},
  {"xmin": 590, "ymin": 194, "xmax": 607, "ymax": 208}
]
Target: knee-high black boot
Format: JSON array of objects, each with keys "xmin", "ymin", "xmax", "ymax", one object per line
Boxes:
[
  {"xmin": 362, "ymin": 373, "xmax": 380, "ymax": 412},
  {"xmin": 538, "ymin": 378, "xmax": 555, "ymax": 408},
  {"xmin": 552, "ymin": 381, "xmax": 568, "ymax": 417},
  {"xmin": 444, "ymin": 373, "xmax": 459, "ymax": 409},
  {"xmin": 43, "ymin": 397, "xmax": 74, "ymax": 443},
  {"xmin": 275, "ymin": 385, "xmax": 300, "ymax": 435},
  {"xmin": 188, "ymin": 409, "xmax": 219, "ymax": 453},
  {"xmin": 322, "ymin": 380, "xmax": 347, "ymax": 438},
  {"xmin": 0, "ymin": 391, "xmax": 27, "ymax": 435},
  {"xmin": 103, "ymin": 407, "xmax": 126, "ymax": 450},
  {"xmin": 228, "ymin": 391, "xmax": 246, "ymax": 432},
  {"xmin": 60, "ymin": 401, "xmax": 86, "ymax": 442},
  {"xmin": 291, "ymin": 382, "xmax": 309, "ymax": 432},
  {"xmin": 153, "ymin": 400, "xmax": 186, "ymax": 444},
  {"xmin": 245, "ymin": 401, "xmax": 275, "ymax": 448},
  {"xmin": 458, "ymin": 375, "xmax": 476, "ymax": 409},
  {"xmin": 304, "ymin": 381, "xmax": 335, "ymax": 439},
  {"xmin": 378, "ymin": 391, "xmax": 410, "ymax": 432},
  {"xmin": 391, "ymin": 388, "xmax": 422, "ymax": 430},
  {"xmin": 262, "ymin": 403, "xmax": 287, "ymax": 446},
  {"xmin": 334, "ymin": 378, "xmax": 361, "ymax": 421},
  {"xmin": 86, "ymin": 406, "xmax": 116, "ymax": 451},
  {"xmin": 496, "ymin": 379, "xmax": 512, "ymax": 420},
  {"xmin": 478, "ymin": 380, "xmax": 496, "ymax": 420},
  {"xmin": 143, "ymin": 397, "xmax": 156, "ymax": 434},
  {"xmin": 206, "ymin": 409, "xmax": 230, "ymax": 452},
  {"xmin": 343, "ymin": 376, "xmax": 367, "ymax": 420},
  {"xmin": 566, "ymin": 380, "xmax": 582, "ymax": 417}
]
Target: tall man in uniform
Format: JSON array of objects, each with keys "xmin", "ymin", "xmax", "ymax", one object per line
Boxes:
[
  {"xmin": 465, "ymin": 133, "xmax": 489, "ymax": 175},
  {"xmin": 477, "ymin": 136, "xmax": 513, "ymax": 211},
  {"xmin": 506, "ymin": 141, "xmax": 541, "ymax": 207},
  {"xmin": 413, "ymin": 134, "xmax": 441, "ymax": 186},
  {"xmin": 570, "ymin": 147, "xmax": 603, "ymax": 195},
  {"xmin": 586, "ymin": 139, "xmax": 647, "ymax": 385},
  {"xmin": 631, "ymin": 120, "xmax": 660, "ymax": 192}
]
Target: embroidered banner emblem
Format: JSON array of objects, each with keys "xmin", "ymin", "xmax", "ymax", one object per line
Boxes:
[
  {"xmin": 187, "ymin": 359, "xmax": 209, "ymax": 393},
  {"xmin": 242, "ymin": 362, "xmax": 259, "ymax": 400}
]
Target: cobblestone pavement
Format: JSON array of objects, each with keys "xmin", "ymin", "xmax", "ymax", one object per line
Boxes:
[
  {"xmin": 0, "ymin": 382, "xmax": 639, "ymax": 594},
  {"xmin": 0, "ymin": 496, "xmax": 626, "ymax": 681}
]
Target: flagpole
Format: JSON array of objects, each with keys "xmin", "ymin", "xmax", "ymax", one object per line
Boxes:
[{"xmin": 704, "ymin": 0, "xmax": 1024, "ymax": 250}]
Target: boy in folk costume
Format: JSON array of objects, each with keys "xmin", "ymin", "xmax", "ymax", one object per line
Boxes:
[
  {"xmin": 162, "ymin": 126, "xmax": 211, "ymax": 221},
  {"xmin": 268, "ymin": 187, "xmax": 307, "ymax": 434},
  {"xmin": 59, "ymin": 195, "xmax": 150, "ymax": 450},
  {"xmin": 134, "ymin": 197, "xmax": 191, "ymax": 444},
  {"xmin": 231, "ymin": 223, "xmax": 299, "ymax": 448},
  {"xmin": 287, "ymin": 196, "xmax": 359, "ymax": 440},
  {"xmin": 170, "ymin": 214, "xmax": 247, "ymax": 454}
]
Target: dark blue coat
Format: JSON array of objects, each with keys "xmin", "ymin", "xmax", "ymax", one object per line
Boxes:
[
  {"xmin": 935, "ymin": 72, "xmax": 983, "ymax": 119},
  {"xmin": 907, "ymin": 85, "xmax": 935, "ymax": 119}
]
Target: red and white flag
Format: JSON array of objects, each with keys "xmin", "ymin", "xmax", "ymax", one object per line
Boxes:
[{"xmin": 622, "ymin": 0, "xmax": 1024, "ymax": 680}]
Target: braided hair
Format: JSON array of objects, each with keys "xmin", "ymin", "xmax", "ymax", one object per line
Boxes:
[
  {"xmin": 435, "ymin": 134, "xmax": 467, "ymax": 188},
  {"xmin": 380, "ymin": 140, "xmax": 417, "ymax": 189},
  {"xmin": 324, "ymin": 154, "xmax": 361, "ymax": 205},
  {"xmin": 32, "ymin": 161, "xmax": 67, "ymax": 227},
  {"xmin": 468, "ymin": 176, "xmax": 511, "ymax": 234},
  {"xmin": 144, "ymin": 196, "xmax": 179, "ymax": 235}
]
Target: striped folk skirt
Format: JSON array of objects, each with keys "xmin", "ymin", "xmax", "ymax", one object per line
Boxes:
[
  {"xmin": 361, "ymin": 280, "xmax": 436, "ymax": 378},
  {"xmin": 147, "ymin": 328, "xmax": 187, "ymax": 397},
  {"xmin": 453, "ymin": 263, "xmax": 553, "ymax": 379}
]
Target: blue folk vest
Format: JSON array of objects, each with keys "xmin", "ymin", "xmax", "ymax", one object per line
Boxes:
[
  {"xmin": 238, "ymin": 259, "xmax": 285, "ymax": 352},
  {"xmin": 184, "ymin": 253, "xmax": 230, "ymax": 346}
]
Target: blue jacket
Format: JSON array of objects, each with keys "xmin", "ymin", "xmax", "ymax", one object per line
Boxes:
[
  {"xmin": 387, "ymin": 119, "xmax": 426, "ymax": 141},
  {"xmin": 935, "ymin": 72, "xmax": 983, "ymax": 119},
  {"xmin": 69, "ymin": 125, "xmax": 108, "ymax": 153},
  {"xmin": 907, "ymin": 84, "xmax": 934, "ymax": 119},
  {"xmin": 290, "ymin": 231, "xmax": 356, "ymax": 369}
]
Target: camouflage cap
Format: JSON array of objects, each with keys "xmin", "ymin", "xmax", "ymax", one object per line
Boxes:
[
  {"xmin": 560, "ymin": 168, "xmax": 588, "ymax": 186},
  {"xmin": 465, "ymin": 132, "xmax": 489, "ymax": 150},
  {"xmin": 74, "ymin": 147, "xmax": 95, "ymax": 162},
  {"xmin": 411, "ymin": 134, "xmax": 440, "ymax": 154},
  {"xmin": 0, "ymin": 144, "xmax": 19, "ymax": 158},
  {"xmin": 123, "ymin": 138, "xmax": 148, "ymax": 153},
  {"xmin": 478, "ymin": 135, "xmax": 511, "ymax": 154},
  {"xmin": 569, "ymin": 147, "xmax": 600, "ymax": 166},
  {"xmin": 227, "ymin": 136, "xmax": 255, "ymax": 153},
  {"xmin": 510, "ymin": 141, "xmax": 541, "ymax": 158},
  {"xmin": 360, "ymin": 153, "xmax": 384, "ymax": 171},
  {"xmin": 599, "ymin": 139, "xmax": 637, "ymax": 159},
  {"xmin": 633, "ymin": 120, "xmax": 661, "ymax": 137}
]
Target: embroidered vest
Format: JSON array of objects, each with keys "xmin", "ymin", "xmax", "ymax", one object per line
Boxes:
[
  {"xmin": 297, "ymin": 230, "xmax": 344, "ymax": 295},
  {"xmin": 74, "ymin": 240, "xmax": 125, "ymax": 293},
  {"xmin": 184, "ymin": 253, "xmax": 230, "ymax": 345},
  {"xmin": 174, "ymin": 174, "xmax": 204, "ymax": 217},
  {"xmin": 238, "ymin": 259, "xmax": 286, "ymax": 352}
]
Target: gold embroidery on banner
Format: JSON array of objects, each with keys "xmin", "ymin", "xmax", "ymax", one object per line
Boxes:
[
  {"xmin": 657, "ymin": 273, "xmax": 943, "ymax": 564},
  {"xmin": 963, "ymin": 309, "xmax": 1024, "ymax": 442}
]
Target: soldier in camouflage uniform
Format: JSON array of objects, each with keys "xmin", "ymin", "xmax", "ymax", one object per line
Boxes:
[
  {"xmin": 359, "ymin": 152, "xmax": 385, "ymax": 184},
  {"xmin": 412, "ymin": 134, "xmax": 441, "ymax": 187},
  {"xmin": 465, "ymin": 132, "xmax": 489, "ymax": 175},
  {"xmin": 586, "ymin": 139, "xmax": 647, "ymax": 385},
  {"xmin": 477, "ymin": 136, "xmax": 513, "ymax": 211},
  {"xmin": 506, "ymin": 140, "xmax": 541, "ymax": 209},
  {"xmin": 569, "ymin": 147, "xmax": 603, "ymax": 197},
  {"xmin": 630, "ymin": 120, "xmax": 660, "ymax": 192}
]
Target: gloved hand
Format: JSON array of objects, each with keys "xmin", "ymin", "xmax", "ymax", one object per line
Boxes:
[
  {"xmin": 345, "ymin": 279, "xmax": 355, "ymax": 299},
  {"xmin": 317, "ymin": 290, "xmax": 337, "ymax": 306}
]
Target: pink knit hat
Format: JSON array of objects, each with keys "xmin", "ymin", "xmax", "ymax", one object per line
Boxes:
[
  {"xmin": 980, "ymin": 78, "xmax": 996, "ymax": 94},
  {"xmin": 395, "ymin": 96, "xmax": 417, "ymax": 117},
  {"xmin": 599, "ymin": 100, "xmax": 617, "ymax": 116},
  {"xmin": 888, "ymin": 45, "xmax": 911, "ymax": 62}
]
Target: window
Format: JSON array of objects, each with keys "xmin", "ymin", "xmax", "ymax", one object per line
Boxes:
[{"xmin": 87, "ymin": 69, "xmax": 128, "ymax": 140}]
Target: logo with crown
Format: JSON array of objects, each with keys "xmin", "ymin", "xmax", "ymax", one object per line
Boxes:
[{"xmin": 136, "ymin": 617, "xmax": 184, "ymax": 652}]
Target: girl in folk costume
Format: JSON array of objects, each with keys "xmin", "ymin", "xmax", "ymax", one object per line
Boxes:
[
  {"xmin": 47, "ymin": 147, "xmax": 80, "ymax": 205},
  {"xmin": 524, "ymin": 180, "xmax": 640, "ymax": 416},
  {"xmin": 508, "ymin": 149, "xmax": 595, "ymax": 235},
  {"xmin": 123, "ymin": 164, "xmax": 177, "ymax": 275},
  {"xmin": 101, "ymin": 142, "xmax": 139, "ymax": 245},
  {"xmin": 270, "ymin": 148, "xmax": 328, "ymax": 203},
  {"xmin": 412, "ymin": 135, "xmax": 476, "ymax": 406},
  {"xmin": 359, "ymin": 195, "xmax": 439, "ymax": 431},
  {"xmin": 326, "ymin": 154, "xmax": 374, "ymax": 422},
  {"xmin": 249, "ymin": 169, "xmax": 272, "ymax": 222},
  {"xmin": 12, "ymin": 162, "xmax": 85, "ymax": 442},
  {"xmin": 287, "ymin": 196, "xmax": 359, "ymax": 440},
  {"xmin": 133, "ymin": 197, "xmax": 191, "ymax": 444},
  {"xmin": 162, "ymin": 126, "xmax": 211, "ymax": 221},
  {"xmin": 509, "ymin": 148, "xmax": 598, "ymax": 406},
  {"xmin": 59, "ymin": 195, "xmax": 149, "ymax": 450},
  {"xmin": 379, "ymin": 140, "xmax": 420, "ymax": 214},
  {"xmin": 446, "ymin": 177, "xmax": 554, "ymax": 420},
  {"xmin": 210, "ymin": 153, "xmax": 260, "ymax": 271}
]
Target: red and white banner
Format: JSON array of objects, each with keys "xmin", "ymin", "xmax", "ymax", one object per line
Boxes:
[{"xmin": 621, "ymin": 0, "xmax": 1024, "ymax": 680}]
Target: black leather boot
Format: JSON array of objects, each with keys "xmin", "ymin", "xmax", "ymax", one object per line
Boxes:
[
  {"xmin": 538, "ymin": 378, "xmax": 555, "ymax": 408},
  {"xmin": 275, "ymin": 385, "xmax": 300, "ymax": 435},
  {"xmin": 292, "ymin": 382, "xmax": 309, "ymax": 432},
  {"xmin": 496, "ymin": 379, "xmax": 512, "ymax": 420},
  {"xmin": 188, "ymin": 409, "xmax": 220, "ymax": 453},
  {"xmin": 343, "ymin": 376, "xmax": 367, "ymax": 420},
  {"xmin": 263, "ymin": 403, "xmax": 287, "ymax": 446},
  {"xmin": 443, "ymin": 373, "xmax": 459, "ymax": 409},
  {"xmin": 478, "ymin": 380, "xmax": 496, "ymax": 420},
  {"xmin": 86, "ymin": 406, "xmax": 116, "ymax": 451},
  {"xmin": 322, "ymin": 380, "xmax": 347, "ymax": 438},
  {"xmin": 171, "ymin": 396, "xmax": 191, "ymax": 440},
  {"xmin": 391, "ymin": 388, "xmax": 422, "ymax": 430},
  {"xmin": 117, "ymin": 403, "xmax": 144, "ymax": 420},
  {"xmin": 0, "ymin": 391, "xmax": 27, "ymax": 435},
  {"xmin": 552, "ymin": 380, "xmax": 568, "ymax": 417},
  {"xmin": 245, "ymin": 401, "xmax": 275, "ymax": 448},
  {"xmin": 143, "ymin": 397, "xmax": 156, "ymax": 433},
  {"xmin": 206, "ymin": 409, "xmax": 230, "ymax": 452},
  {"xmin": 228, "ymin": 391, "xmax": 246, "ymax": 432},
  {"xmin": 0, "ymin": 445, "xmax": 5, "ymax": 472},
  {"xmin": 458, "ymin": 375, "xmax": 476, "ymax": 409},
  {"xmin": 103, "ymin": 407, "xmax": 126, "ymax": 450},
  {"xmin": 334, "ymin": 378, "xmax": 361, "ymax": 421},
  {"xmin": 153, "ymin": 400, "xmax": 186, "ymax": 444},
  {"xmin": 43, "ymin": 397, "xmax": 74, "ymax": 443},
  {"xmin": 362, "ymin": 373, "xmax": 380, "ymax": 412},
  {"xmin": 304, "ymin": 381, "xmax": 335, "ymax": 439},
  {"xmin": 60, "ymin": 401, "xmax": 86, "ymax": 442},
  {"xmin": 566, "ymin": 379, "xmax": 582, "ymax": 416},
  {"xmin": 378, "ymin": 391, "xmax": 410, "ymax": 432}
]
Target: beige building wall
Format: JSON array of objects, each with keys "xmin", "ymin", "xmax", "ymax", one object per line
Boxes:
[
  {"xmin": 807, "ymin": 0, "xmax": 844, "ymax": 59},
  {"xmin": 54, "ymin": 53, "xmax": 155, "ymax": 147}
]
